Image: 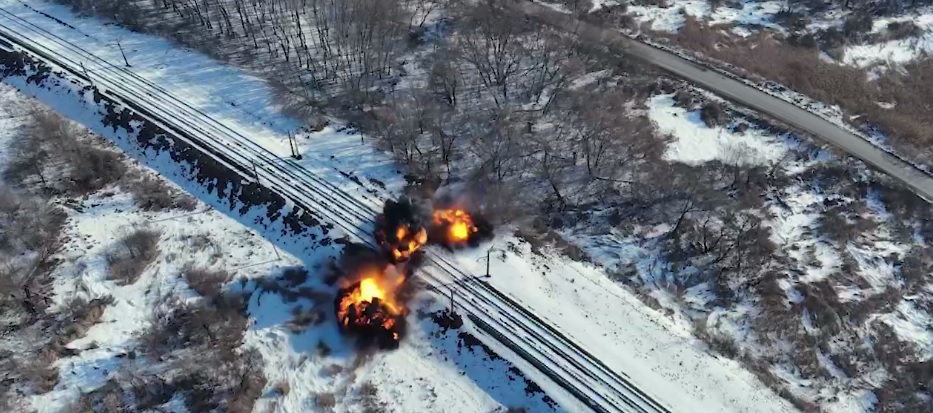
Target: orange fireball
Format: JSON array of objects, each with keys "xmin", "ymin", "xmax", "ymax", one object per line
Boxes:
[
  {"xmin": 389, "ymin": 225, "xmax": 428, "ymax": 261},
  {"xmin": 433, "ymin": 209, "xmax": 478, "ymax": 244},
  {"xmin": 335, "ymin": 263, "xmax": 408, "ymax": 348}
]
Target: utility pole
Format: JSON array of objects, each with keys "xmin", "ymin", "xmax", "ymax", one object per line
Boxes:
[
  {"xmin": 485, "ymin": 246, "xmax": 503, "ymax": 277},
  {"xmin": 450, "ymin": 287, "xmax": 455, "ymax": 312},
  {"xmin": 438, "ymin": 274, "xmax": 492, "ymax": 313},
  {"xmin": 116, "ymin": 40, "xmax": 130, "ymax": 67},
  {"xmin": 288, "ymin": 131, "xmax": 302, "ymax": 160},
  {"xmin": 79, "ymin": 61, "xmax": 90, "ymax": 81}
]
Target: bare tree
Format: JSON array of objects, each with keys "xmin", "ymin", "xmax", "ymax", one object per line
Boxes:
[{"xmin": 456, "ymin": 3, "xmax": 530, "ymax": 106}]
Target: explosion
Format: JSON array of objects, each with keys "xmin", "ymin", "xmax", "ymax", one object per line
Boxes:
[
  {"xmin": 334, "ymin": 255, "xmax": 409, "ymax": 349},
  {"xmin": 374, "ymin": 197, "xmax": 431, "ymax": 263},
  {"xmin": 432, "ymin": 208, "xmax": 479, "ymax": 245},
  {"xmin": 335, "ymin": 194, "xmax": 495, "ymax": 350}
]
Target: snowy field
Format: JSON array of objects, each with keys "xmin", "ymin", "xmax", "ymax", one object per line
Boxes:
[
  {"xmin": 0, "ymin": 1, "xmax": 805, "ymax": 412},
  {"xmin": 647, "ymin": 93, "xmax": 788, "ymax": 165}
]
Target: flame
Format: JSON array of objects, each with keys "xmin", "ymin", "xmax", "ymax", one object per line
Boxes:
[
  {"xmin": 433, "ymin": 209, "xmax": 478, "ymax": 244},
  {"xmin": 335, "ymin": 264, "xmax": 407, "ymax": 347},
  {"xmin": 388, "ymin": 225, "xmax": 427, "ymax": 261}
]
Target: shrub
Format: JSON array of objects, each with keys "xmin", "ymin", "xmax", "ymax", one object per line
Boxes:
[
  {"xmin": 106, "ymin": 229, "xmax": 161, "ymax": 285},
  {"xmin": 672, "ymin": 89, "xmax": 694, "ymax": 108},
  {"xmin": 183, "ymin": 266, "xmax": 229, "ymax": 298},
  {"xmin": 315, "ymin": 392, "xmax": 337, "ymax": 409},
  {"xmin": 842, "ymin": 12, "xmax": 873, "ymax": 40},
  {"xmin": 134, "ymin": 293, "xmax": 262, "ymax": 413},
  {"xmin": 50, "ymin": 296, "xmax": 113, "ymax": 351},
  {"xmin": 699, "ymin": 101, "xmax": 727, "ymax": 127},
  {"xmin": 279, "ymin": 266, "xmax": 309, "ymax": 287},
  {"xmin": 817, "ymin": 209, "xmax": 855, "ymax": 244},
  {"xmin": 21, "ymin": 355, "xmax": 59, "ymax": 394},
  {"xmin": 274, "ymin": 380, "xmax": 290, "ymax": 396},
  {"xmin": 0, "ymin": 184, "xmax": 66, "ymax": 256},
  {"xmin": 358, "ymin": 381, "xmax": 382, "ymax": 412},
  {"xmin": 885, "ymin": 21, "xmax": 921, "ymax": 41},
  {"xmin": 65, "ymin": 145, "xmax": 127, "ymax": 194},
  {"xmin": 798, "ymin": 280, "xmax": 842, "ymax": 337},
  {"xmin": 125, "ymin": 173, "xmax": 197, "ymax": 211},
  {"xmin": 138, "ymin": 294, "xmax": 248, "ymax": 360}
]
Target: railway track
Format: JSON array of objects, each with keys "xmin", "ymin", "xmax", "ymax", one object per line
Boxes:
[{"xmin": 0, "ymin": 7, "xmax": 671, "ymax": 413}]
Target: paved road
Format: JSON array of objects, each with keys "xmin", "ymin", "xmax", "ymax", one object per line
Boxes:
[{"xmin": 508, "ymin": 0, "xmax": 933, "ymax": 201}]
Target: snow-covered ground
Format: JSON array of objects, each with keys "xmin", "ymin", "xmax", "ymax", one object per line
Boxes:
[
  {"xmin": 570, "ymin": 84, "xmax": 933, "ymax": 412},
  {"xmin": 617, "ymin": 0, "xmax": 933, "ymax": 70},
  {"xmin": 0, "ymin": 1, "xmax": 804, "ymax": 412},
  {"xmin": 647, "ymin": 93, "xmax": 788, "ymax": 165},
  {"xmin": 842, "ymin": 11, "xmax": 933, "ymax": 68},
  {"xmin": 624, "ymin": 0, "xmax": 785, "ymax": 35},
  {"xmin": 0, "ymin": 83, "xmax": 559, "ymax": 413}
]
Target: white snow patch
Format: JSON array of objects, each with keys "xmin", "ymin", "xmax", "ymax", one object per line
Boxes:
[
  {"xmin": 627, "ymin": 0, "xmax": 785, "ymax": 34},
  {"xmin": 843, "ymin": 12, "xmax": 933, "ymax": 68},
  {"xmin": 882, "ymin": 300, "xmax": 933, "ymax": 360},
  {"xmin": 648, "ymin": 94, "xmax": 787, "ymax": 165}
]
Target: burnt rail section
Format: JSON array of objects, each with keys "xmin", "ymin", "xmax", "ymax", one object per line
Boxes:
[{"xmin": 0, "ymin": 19, "xmax": 671, "ymax": 413}]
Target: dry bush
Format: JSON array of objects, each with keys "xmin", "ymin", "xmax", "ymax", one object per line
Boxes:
[
  {"xmin": 752, "ymin": 272, "xmax": 799, "ymax": 338},
  {"xmin": 125, "ymin": 372, "xmax": 177, "ymax": 411},
  {"xmin": 315, "ymin": 392, "xmax": 337, "ymax": 409},
  {"xmin": 183, "ymin": 266, "xmax": 229, "ymax": 298},
  {"xmin": 670, "ymin": 18, "xmax": 871, "ymax": 110},
  {"xmin": 274, "ymin": 380, "xmax": 290, "ymax": 396},
  {"xmin": 19, "ymin": 107, "xmax": 126, "ymax": 194},
  {"xmin": 320, "ymin": 364, "xmax": 344, "ymax": 377},
  {"xmin": 138, "ymin": 293, "xmax": 248, "ymax": 360},
  {"xmin": 106, "ymin": 229, "xmax": 161, "ymax": 285},
  {"xmin": 135, "ymin": 293, "xmax": 263, "ymax": 413},
  {"xmin": 817, "ymin": 209, "xmax": 855, "ymax": 244},
  {"xmin": 797, "ymin": 280, "xmax": 842, "ymax": 337},
  {"xmin": 66, "ymin": 374, "xmax": 176, "ymax": 413},
  {"xmin": 699, "ymin": 101, "xmax": 727, "ymax": 128},
  {"xmin": 286, "ymin": 307, "xmax": 325, "ymax": 333},
  {"xmin": 315, "ymin": 341, "xmax": 332, "ymax": 358},
  {"xmin": 846, "ymin": 287, "xmax": 899, "ymax": 325},
  {"xmin": 872, "ymin": 179, "xmax": 930, "ymax": 223},
  {"xmin": 279, "ymin": 266, "xmax": 310, "ymax": 287},
  {"xmin": 20, "ymin": 353, "xmax": 60, "ymax": 394},
  {"xmin": 358, "ymin": 381, "xmax": 383, "ymax": 412},
  {"xmin": 899, "ymin": 246, "xmax": 933, "ymax": 293},
  {"xmin": 124, "ymin": 172, "xmax": 197, "ymax": 211},
  {"xmin": 66, "ymin": 380, "xmax": 128, "ymax": 413},
  {"xmin": 178, "ymin": 348, "xmax": 266, "ymax": 413},
  {"xmin": 841, "ymin": 11, "xmax": 873, "ymax": 42},
  {"xmin": 870, "ymin": 322, "xmax": 932, "ymax": 412},
  {"xmin": 48, "ymin": 296, "xmax": 113, "ymax": 351},
  {"xmin": 9, "ymin": 295, "xmax": 113, "ymax": 398},
  {"xmin": 64, "ymin": 145, "xmax": 127, "ymax": 195},
  {"xmin": 883, "ymin": 21, "xmax": 922, "ymax": 41},
  {"xmin": 672, "ymin": 89, "xmax": 694, "ymax": 108},
  {"xmin": 0, "ymin": 184, "xmax": 66, "ymax": 257}
]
